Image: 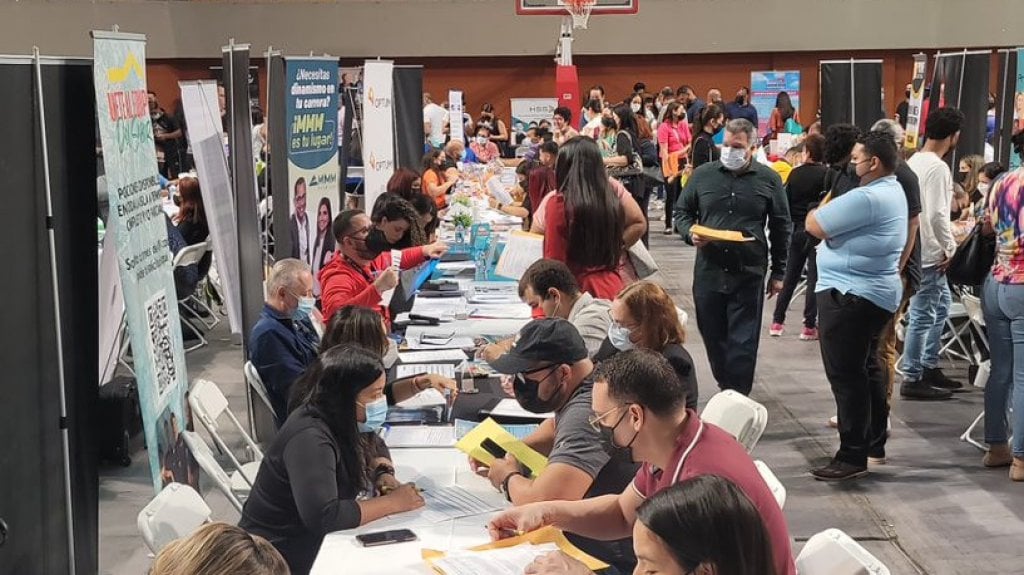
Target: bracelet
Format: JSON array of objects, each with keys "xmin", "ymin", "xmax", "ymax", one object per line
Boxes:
[
  {"xmin": 500, "ymin": 472, "xmax": 524, "ymax": 502},
  {"xmin": 374, "ymin": 463, "xmax": 396, "ymax": 481}
]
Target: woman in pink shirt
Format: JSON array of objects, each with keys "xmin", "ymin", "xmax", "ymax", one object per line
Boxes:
[{"xmin": 657, "ymin": 101, "xmax": 692, "ymax": 234}]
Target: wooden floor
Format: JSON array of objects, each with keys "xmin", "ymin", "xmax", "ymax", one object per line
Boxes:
[{"xmin": 99, "ymin": 208, "xmax": 1024, "ymax": 574}]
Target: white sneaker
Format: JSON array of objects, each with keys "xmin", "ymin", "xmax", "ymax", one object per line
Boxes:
[{"xmin": 827, "ymin": 415, "xmax": 838, "ymax": 428}]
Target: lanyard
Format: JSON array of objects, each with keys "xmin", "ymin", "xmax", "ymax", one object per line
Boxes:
[
  {"xmin": 344, "ymin": 254, "xmax": 375, "ymax": 284},
  {"xmin": 669, "ymin": 418, "xmax": 705, "ymax": 484}
]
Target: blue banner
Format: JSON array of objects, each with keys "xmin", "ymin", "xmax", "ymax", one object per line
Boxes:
[
  {"xmin": 92, "ymin": 32, "xmax": 194, "ymax": 493},
  {"xmin": 751, "ymin": 70, "xmax": 801, "ymax": 137},
  {"xmin": 1013, "ymin": 48, "xmax": 1023, "ymax": 170}
]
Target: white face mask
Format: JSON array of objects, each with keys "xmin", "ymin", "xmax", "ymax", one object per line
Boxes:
[
  {"xmin": 607, "ymin": 322, "xmax": 635, "ymax": 351},
  {"xmin": 630, "ymin": 103, "xmax": 641, "ymax": 113},
  {"xmin": 978, "ymin": 182, "xmax": 991, "ymax": 195},
  {"xmin": 476, "ymin": 136, "xmax": 488, "ymax": 145},
  {"xmin": 720, "ymin": 146, "xmax": 749, "ymax": 171}
]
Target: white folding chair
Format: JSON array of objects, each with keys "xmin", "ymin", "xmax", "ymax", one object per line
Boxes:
[
  {"xmin": 172, "ymin": 241, "xmax": 212, "ymax": 352},
  {"xmin": 754, "ymin": 460, "xmax": 786, "ymax": 509},
  {"xmin": 181, "ymin": 431, "xmax": 245, "ymax": 513},
  {"xmin": 137, "ymin": 482, "xmax": 211, "ymax": 554},
  {"xmin": 244, "ymin": 361, "xmax": 276, "ymax": 417},
  {"xmin": 189, "ymin": 379, "xmax": 263, "ymax": 497},
  {"xmin": 796, "ymin": 528, "xmax": 891, "ymax": 575},
  {"xmin": 700, "ymin": 390, "xmax": 768, "ymax": 453},
  {"xmin": 938, "ymin": 301, "xmax": 972, "ymax": 363},
  {"xmin": 960, "ymin": 294, "xmax": 990, "ymax": 450}
]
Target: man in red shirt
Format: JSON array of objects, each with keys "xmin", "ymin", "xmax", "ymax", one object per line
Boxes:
[
  {"xmin": 319, "ymin": 209, "xmax": 447, "ymax": 323},
  {"xmin": 488, "ymin": 349, "xmax": 796, "ymax": 575}
]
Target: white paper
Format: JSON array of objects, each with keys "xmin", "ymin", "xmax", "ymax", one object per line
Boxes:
[
  {"xmin": 468, "ymin": 304, "xmax": 533, "ymax": 320},
  {"xmin": 494, "ymin": 232, "xmax": 543, "ymax": 281},
  {"xmin": 378, "ymin": 248, "xmax": 403, "ymax": 305},
  {"xmin": 398, "ymin": 349, "xmax": 469, "ymax": 363},
  {"xmin": 406, "ymin": 330, "xmax": 477, "ymax": 350},
  {"xmin": 395, "ymin": 387, "xmax": 448, "ymax": 409},
  {"xmin": 454, "ymin": 419, "xmax": 539, "ymax": 441},
  {"xmin": 433, "ymin": 543, "xmax": 560, "ymax": 575},
  {"xmin": 410, "ymin": 296, "xmax": 468, "ymax": 320},
  {"xmin": 396, "ymin": 364, "xmax": 457, "ymax": 380},
  {"xmin": 418, "ymin": 485, "xmax": 501, "ymax": 522},
  {"xmin": 486, "ymin": 177, "xmax": 514, "ymax": 206},
  {"xmin": 489, "ymin": 398, "xmax": 554, "ymax": 420},
  {"xmin": 381, "ymin": 425, "xmax": 456, "ymax": 448}
]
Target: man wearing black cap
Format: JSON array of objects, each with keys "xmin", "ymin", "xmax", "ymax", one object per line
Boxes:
[{"xmin": 478, "ymin": 318, "xmax": 638, "ymax": 573}]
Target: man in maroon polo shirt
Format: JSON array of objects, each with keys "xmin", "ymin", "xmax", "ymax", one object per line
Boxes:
[{"xmin": 488, "ymin": 349, "xmax": 796, "ymax": 575}]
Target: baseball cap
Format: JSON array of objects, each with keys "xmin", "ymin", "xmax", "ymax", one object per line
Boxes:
[{"xmin": 489, "ymin": 318, "xmax": 588, "ymax": 374}]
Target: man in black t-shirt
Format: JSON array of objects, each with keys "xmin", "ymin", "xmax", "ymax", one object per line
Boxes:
[{"xmin": 149, "ymin": 91, "xmax": 184, "ymax": 178}]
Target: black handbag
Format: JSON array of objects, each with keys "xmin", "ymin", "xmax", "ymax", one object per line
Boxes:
[{"xmin": 947, "ymin": 222, "xmax": 996, "ymax": 286}]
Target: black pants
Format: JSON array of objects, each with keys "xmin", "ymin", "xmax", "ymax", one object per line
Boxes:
[
  {"xmin": 693, "ymin": 275, "xmax": 765, "ymax": 395},
  {"xmin": 818, "ymin": 289, "xmax": 893, "ymax": 467},
  {"xmin": 772, "ymin": 228, "xmax": 818, "ymax": 328},
  {"xmin": 665, "ymin": 176, "xmax": 682, "ymax": 231}
]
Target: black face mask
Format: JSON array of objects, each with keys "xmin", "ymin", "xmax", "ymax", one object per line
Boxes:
[
  {"xmin": 735, "ymin": 95, "xmax": 746, "ymax": 105},
  {"xmin": 513, "ymin": 370, "xmax": 563, "ymax": 414},
  {"xmin": 905, "ymin": 90, "xmax": 911, "ymax": 99},
  {"xmin": 599, "ymin": 408, "xmax": 639, "ymax": 460},
  {"xmin": 355, "ymin": 227, "xmax": 391, "ymax": 260},
  {"xmin": 955, "ymin": 171, "xmax": 968, "ymax": 185}
]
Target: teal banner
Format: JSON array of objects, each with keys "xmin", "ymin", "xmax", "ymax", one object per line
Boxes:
[{"xmin": 92, "ymin": 32, "xmax": 194, "ymax": 493}]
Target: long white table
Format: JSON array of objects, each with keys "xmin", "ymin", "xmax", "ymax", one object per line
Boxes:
[{"xmin": 310, "ymin": 447, "xmax": 509, "ymax": 575}]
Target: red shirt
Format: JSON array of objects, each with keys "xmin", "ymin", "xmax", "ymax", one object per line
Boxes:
[
  {"xmin": 318, "ymin": 247, "xmax": 427, "ymax": 324},
  {"xmin": 542, "ymin": 193, "xmax": 623, "ymax": 300},
  {"xmin": 527, "ymin": 166, "xmax": 557, "ymax": 216},
  {"xmin": 632, "ymin": 410, "xmax": 797, "ymax": 575}
]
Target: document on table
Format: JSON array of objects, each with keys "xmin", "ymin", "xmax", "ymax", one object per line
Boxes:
[
  {"xmin": 493, "ymin": 231, "xmax": 543, "ymax": 280},
  {"xmin": 432, "ymin": 543, "xmax": 560, "ymax": 575},
  {"xmin": 406, "ymin": 328, "xmax": 477, "ymax": 350},
  {"xmin": 422, "ymin": 526, "xmax": 609, "ymax": 573},
  {"xmin": 454, "ymin": 419, "xmax": 538, "ymax": 441},
  {"xmin": 398, "ymin": 349, "xmax": 469, "ymax": 363},
  {"xmin": 415, "ymin": 485, "xmax": 501, "ymax": 523},
  {"xmin": 410, "ymin": 296, "xmax": 468, "ymax": 319},
  {"xmin": 489, "ymin": 398, "xmax": 554, "ymax": 420},
  {"xmin": 395, "ymin": 388, "xmax": 448, "ymax": 408},
  {"xmin": 468, "ymin": 304, "xmax": 532, "ymax": 319},
  {"xmin": 396, "ymin": 363, "xmax": 457, "ymax": 380},
  {"xmin": 380, "ymin": 425, "xmax": 456, "ymax": 448}
]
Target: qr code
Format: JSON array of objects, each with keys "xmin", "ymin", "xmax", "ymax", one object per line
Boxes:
[{"xmin": 145, "ymin": 291, "xmax": 177, "ymax": 397}]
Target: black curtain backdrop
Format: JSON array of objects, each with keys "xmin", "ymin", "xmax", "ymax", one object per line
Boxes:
[
  {"xmin": 995, "ymin": 49, "xmax": 1019, "ymax": 167},
  {"xmin": 0, "ymin": 58, "xmax": 97, "ymax": 575},
  {"xmin": 269, "ymin": 54, "xmax": 292, "ymax": 260},
  {"xmin": 930, "ymin": 51, "xmax": 991, "ymax": 168},
  {"xmin": 820, "ymin": 60, "xmax": 883, "ymax": 132},
  {"xmin": 393, "ymin": 66, "xmax": 425, "ymax": 171},
  {"xmin": 339, "ymin": 84, "xmax": 356, "ymax": 205}
]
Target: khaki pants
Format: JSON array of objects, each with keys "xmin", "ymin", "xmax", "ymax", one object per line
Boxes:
[{"xmin": 877, "ymin": 277, "xmax": 913, "ymax": 403}]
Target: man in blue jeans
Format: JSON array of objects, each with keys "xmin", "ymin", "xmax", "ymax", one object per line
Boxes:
[{"xmin": 899, "ymin": 108, "xmax": 965, "ymax": 400}]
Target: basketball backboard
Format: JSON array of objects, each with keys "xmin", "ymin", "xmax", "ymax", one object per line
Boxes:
[{"xmin": 516, "ymin": 0, "xmax": 638, "ymax": 16}]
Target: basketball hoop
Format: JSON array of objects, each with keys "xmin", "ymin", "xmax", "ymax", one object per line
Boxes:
[{"xmin": 561, "ymin": 0, "xmax": 596, "ymax": 29}]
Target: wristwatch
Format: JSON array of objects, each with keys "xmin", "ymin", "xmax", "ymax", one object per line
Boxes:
[
  {"xmin": 374, "ymin": 463, "xmax": 396, "ymax": 482},
  {"xmin": 500, "ymin": 471, "xmax": 524, "ymax": 502}
]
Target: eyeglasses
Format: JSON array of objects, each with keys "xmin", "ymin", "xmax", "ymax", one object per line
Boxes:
[
  {"xmin": 517, "ymin": 364, "xmax": 558, "ymax": 385},
  {"xmin": 588, "ymin": 405, "xmax": 628, "ymax": 433}
]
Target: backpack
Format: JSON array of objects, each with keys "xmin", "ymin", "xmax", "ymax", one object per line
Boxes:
[{"xmin": 637, "ymin": 136, "xmax": 659, "ymax": 167}]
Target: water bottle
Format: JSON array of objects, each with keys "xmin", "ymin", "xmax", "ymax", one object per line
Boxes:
[
  {"xmin": 454, "ymin": 225, "xmax": 466, "ymax": 250},
  {"xmin": 474, "ymin": 248, "xmax": 488, "ymax": 281}
]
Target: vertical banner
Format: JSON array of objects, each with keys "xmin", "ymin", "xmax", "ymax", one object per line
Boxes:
[
  {"xmin": 362, "ymin": 59, "xmax": 396, "ymax": 213},
  {"xmin": 1014, "ymin": 49, "xmax": 1024, "ymax": 169},
  {"xmin": 994, "ymin": 49, "xmax": 1020, "ymax": 168},
  {"xmin": 750, "ymin": 70, "xmax": 800, "ymax": 136},
  {"xmin": 393, "ymin": 66, "xmax": 425, "ymax": 171},
  {"xmin": 449, "ymin": 89, "xmax": 465, "ymax": 142},
  {"xmin": 510, "ymin": 98, "xmax": 558, "ymax": 134},
  {"xmin": 284, "ymin": 58, "xmax": 340, "ymax": 293},
  {"xmin": 904, "ymin": 53, "xmax": 928, "ymax": 151},
  {"xmin": 820, "ymin": 60, "xmax": 883, "ymax": 131},
  {"xmin": 180, "ymin": 80, "xmax": 242, "ymax": 336},
  {"xmin": 92, "ymin": 31, "xmax": 192, "ymax": 493}
]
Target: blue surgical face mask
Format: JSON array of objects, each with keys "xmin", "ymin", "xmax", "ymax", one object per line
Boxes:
[
  {"xmin": 358, "ymin": 397, "xmax": 388, "ymax": 433},
  {"xmin": 291, "ymin": 294, "xmax": 315, "ymax": 321},
  {"xmin": 608, "ymin": 322, "xmax": 635, "ymax": 351}
]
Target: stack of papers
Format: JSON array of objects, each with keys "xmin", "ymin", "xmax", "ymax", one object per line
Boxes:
[
  {"xmin": 398, "ymin": 349, "xmax": 469, "ymax": 363},
  {"xmin": 422, "ymin": 526, "xmax": 608, "ymax": 574},
  {"xmin": 395, "ymin": 388, "xmax": 448, "ymax": 408},
  {"xmin": 493, "ymin": 231, "xmax": 543, "ymax": 280},
  {"xmin": 380, "ymin": 425, "xmax": 456, "ymax": 448},
  {"xmin": 468, "ymin": 304, "xmax": 532, "ymax": 320},
  {"xmin": 396, "ymin": 363, "xmax": 457, "ymax": 380},
  {"xmin": 417, "ymin": 486, "xmax": 500, "ymax": 522},
  {"xmin": 406, "ymin": 329, "xmax": 477, "ymax": 350},
  {"xmin": 454, "ymin": 419, "xmax": 538, "ymax": 441},
  {"xmin": 489, "ymin": 398, "xmax": 554, "ymax": 420}
]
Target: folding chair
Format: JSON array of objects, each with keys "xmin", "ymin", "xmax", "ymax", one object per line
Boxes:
[
  {"xmin": 700, "ymin": 390, "xmax": 768, "ymax": 453},
  {"xmin": 938, "ymin": 300, "xmax": 972, "ymax": 363},
  {"xmin": 172, "ymin": 241, "xmax": 212, "ymax": 352},
  {"xmin": 181, "ymin": 431, "xmax": 244, "ymax": 513},
  {"xmin": 960, "ymin": 294, "xmax": 990, "ymax": 451},
  {"xmin": 188, "ymin": 379, "xmax": 263, "ymax": 497},
  {"xmin": 137, "ymin": 482, "xmax": 211, "ymax": 554},
  {"xmin": 244, "ymin": 362, "xmax": 276, "ymax": 417},
  {"xmin": 796, "ymin": 528, "xmax": 891, "ymax": 575},
  {"xmin": 754, "ymin": 460, "xmax": 786, "ymax": 509}
]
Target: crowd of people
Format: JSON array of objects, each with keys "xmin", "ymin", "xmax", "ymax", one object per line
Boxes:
[{"xmin": 146, "ymin": 78, "xmax": 1024, "ymax": 575}]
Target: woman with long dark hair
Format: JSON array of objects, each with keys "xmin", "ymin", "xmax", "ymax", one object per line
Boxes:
[
  {"xmin": 310, "ymin": 197, "xmax": 336, "ymax": 295},
  {"xmin": 421, "ymin": 149, "xmax": 455, "ymax": 209},
  {"xmin": 690, "ymin": 103, "xmax": 725, "ymax": 169},
  {"xmin": 542, "ymin": 137, "xmax": 625, "ymax": 299},
  {"xmin": 478, "ymin": 102, "xmax": 510, "ymax": 153},
  {"xmin": 386, "ymin": 168, "xmax": 421, "ymax": 201},
  {"xmin": 369, "ymin": 193, "xmax": 427, "ymax": 249},
  {"xmin": 768, "ymin": 91, "xmax": 800, "ymax": 137},
  {"xmin": 174, "ymin": 176, "xmax": 209, "ymax": 245},
  {"xmin": 632, "ymin": 476, "xmax": 778, "ymax": 575},
  {"xmin": 239, "ymin": 345, "xmax": 425, "ymax": 575}
]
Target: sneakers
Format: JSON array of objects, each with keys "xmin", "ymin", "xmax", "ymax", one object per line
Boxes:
[
  {"xmin": 867, "ymin": 448, "xmax": 887, "ymax": 465},
  {"xmin": 900, "ymin": 380, "xmax": 953, "ymax": 400},
  {"xmin": 1013, "ymin": 458, "xmax": 1024, "ymax": 482},
  {"xmin": 769, "ymin": 323, "xmax": 784, "ymax": 337},
  {"xmin": 923, "ymin": 367, "xmax": 965, "ymax": 392},
  {"xmin": 799, "ymin": 327, "xmax": 819, "ymax": 341},
  {"xmin": 812, "ymin": 459, "xmax": 869, "ymax": 481},
  {"xmin": 663, "ymin": 227, "xmax": 674, "ymax": 235},
  {"xmin": 983, "ymin": 443, "xmax": 1013, "ymax": 468}
]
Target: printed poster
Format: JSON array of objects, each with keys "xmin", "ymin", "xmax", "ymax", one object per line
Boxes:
[
  {"xmin": 905, "ymin": 54, "xmax": 928, "ymax": 151},
  {"xmin": 284, "ymin": 58, "xmax": 340, "ymax": 294},
  {"xmin": 92, "ymin": 31, "xmax": 196, "ymax": 493},
  {"xmin": 449, "ymin": 89, "xmax": 465, "ymax": 143},
  {"xmin": 750, "ymin": 71, "xmax": 800, "ymax": 136},
  {"xmin": 510, "ymin": 98, "xmax": 558, "ymax": 135},
  {"xmin": 362, "ymin": 59, "xmax": 396, "ymax": 216}
]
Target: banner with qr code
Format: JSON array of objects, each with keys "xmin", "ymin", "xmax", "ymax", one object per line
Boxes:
[{"xmin": 93, "ymin": 31, "xmax": 196, "ymax": 494}]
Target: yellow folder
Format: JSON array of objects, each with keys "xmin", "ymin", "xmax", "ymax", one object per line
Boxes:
[
  {"xmin": 421, "ymin": 526, "xmax": 609, "ymax": 573},
  {"xmin": 690, "ymin": 224, "xmax": 754, "ymax": 242},
  {"xmin": 454, "ymin": 417, "xmax": 547, "ymax": 478}
]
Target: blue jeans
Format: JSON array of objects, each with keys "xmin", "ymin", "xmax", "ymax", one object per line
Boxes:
[
  {"xmin": 982, "ymin": 277, "xmax": 1024, "ymax": 457},
  {"xmin": 899, "ymin": 267, "xmax": 952, "ymax": 381}
]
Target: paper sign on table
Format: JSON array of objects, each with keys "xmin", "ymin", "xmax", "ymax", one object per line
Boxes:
[
  {"xmin": 493, "ymin": 231, "xmax": 543, "ymax": 280},
  {"xmin": 422, "ymin": 526, "xmax": 608, "ymax": 573},
  {"xmin": 454, "ymin": 418, "xmax": 547, "ymax": 477},
  {"xmin": 689, "ymin": 224, "xmax": 755, "ymax": 242}
]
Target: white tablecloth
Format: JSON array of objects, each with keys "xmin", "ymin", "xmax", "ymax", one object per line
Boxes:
[{"xmin": 310, "ymin": 447, "xmax": 508, "ymax": 575}]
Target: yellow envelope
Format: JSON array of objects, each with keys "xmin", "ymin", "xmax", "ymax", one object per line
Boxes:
[
  {"xmin": 454, "ymin": 417, "xmax": 547, "ymax": 478},
  {"xmin": 690, "ymin": 224, "xmax": 754, "ymax": 242},
  {"xmin": 422, "ymin": 526, "xmax": 609, "ymax": 573}
]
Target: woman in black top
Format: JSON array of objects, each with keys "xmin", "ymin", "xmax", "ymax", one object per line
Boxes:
[
  {"xmin": 770, "ymin": 133, "xmax": 829, "ymax": 339},
  {"xmin": 690, "ymin": 104, "xmax": 724, "ymax": 169},
  {"xmin": 239, "ymin": 345, "xmax": 426, "ymax": 575},
  {"xmin": 594, "ymin": 281, "xmax": 698, "ymax": 409},
  {"xmin": 174, "ymin": 176, "xmax": 209, "ymax": 245}
]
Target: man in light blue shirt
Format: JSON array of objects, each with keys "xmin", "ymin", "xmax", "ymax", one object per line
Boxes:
[{"xmin": 805, "ymin": 131, "xmax": 908, "ymax": 482}]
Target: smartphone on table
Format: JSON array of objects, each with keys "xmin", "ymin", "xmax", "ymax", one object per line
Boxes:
[{"xmin": 355, "ymin": 528, "xmax": 418, "ymax": 547}]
